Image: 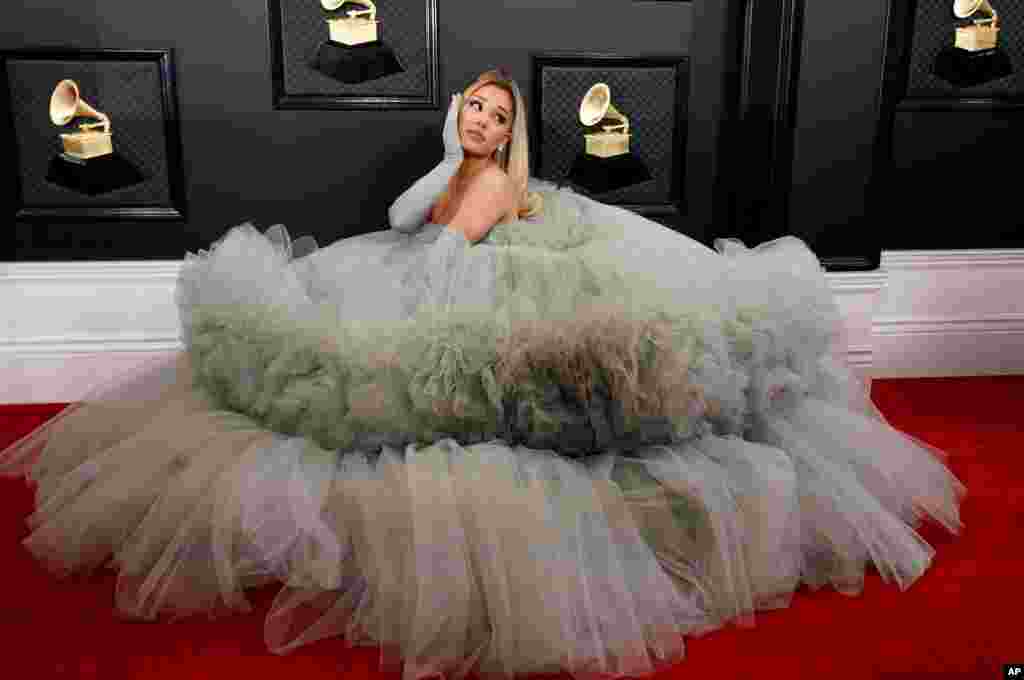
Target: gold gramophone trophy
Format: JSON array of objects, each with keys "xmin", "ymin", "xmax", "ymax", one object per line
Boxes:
[
  {"xmin": 954, "ymin": 0, "xmax": 999, "ymax": 52},
  {"xmin": 311, "ymin": 0, "xmax": 404, "ymax": 84},
  {"xmin": 579, "ymin": 83, "xmax": 630, "ymax": 158},
  {"xmin": 45, "ymin": 78, "xmax": 145, "ymax": 195},
  {"xmin": 323, "ymin": 0, "xmax": 378, "ymax": 46},
  {"xmin": 50, "ymin": 79, "xmax": 113, "ymax": 160},
  {"xmin": 934, "ymin": 0, "xmax": 1013, "ymax": 87},
  {"xmin": 566, "ymin": 82, "xmax": 652, "ymax": 195}
]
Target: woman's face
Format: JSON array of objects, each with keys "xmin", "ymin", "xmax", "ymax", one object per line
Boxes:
[{"xmin": 460, "ymin": 83, "xmax": 514, "ymax": 158}]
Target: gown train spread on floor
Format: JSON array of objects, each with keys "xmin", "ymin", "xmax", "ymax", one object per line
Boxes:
[{"xmin": 0, "ymin": 179, "xmax": 965, "ymax": 680}]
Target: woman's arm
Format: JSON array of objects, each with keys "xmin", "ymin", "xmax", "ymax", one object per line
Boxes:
[
  {"xmin": 388, "ymin": 94, "xmax": 464, "ymax": 233},
  {"xmin": 388, "ymin": 161, "xmax": 457, "ymax": 233},
  {"xmin": 447, "ymin": 168, "xmax": 517, "ymax": 244}
]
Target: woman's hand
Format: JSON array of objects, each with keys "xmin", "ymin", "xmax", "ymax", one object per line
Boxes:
[
  {"xmin": 386, "ymin": 93, "xmax": 465, "ymax": 234},
  {"xmin": 443, "ymin": 93, "xmax": 464, "ymax": 162}
]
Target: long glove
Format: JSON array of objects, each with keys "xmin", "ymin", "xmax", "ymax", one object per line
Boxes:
[{"xmin": 388, "ymin": 93, "xmax": 464, "ymax": 233}]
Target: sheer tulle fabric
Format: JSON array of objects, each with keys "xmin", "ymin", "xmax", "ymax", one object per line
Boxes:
[{"xmin": 0, "ymin": 180, "xmax": 965, "ymax": 680}]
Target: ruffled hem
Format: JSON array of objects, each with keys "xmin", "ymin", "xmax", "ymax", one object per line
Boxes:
[
  {"xmin": 0, "ymin": 187, "xmax": 966, "ymax": 679},
  {"xmin": 0, "ymin": 349, "xmax": 964, "ymax": 680}
]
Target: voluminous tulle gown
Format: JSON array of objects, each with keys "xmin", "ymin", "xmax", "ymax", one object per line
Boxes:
[{"xmin": 0, "ymin": 178, "xmax": 965, "ymax": 680}]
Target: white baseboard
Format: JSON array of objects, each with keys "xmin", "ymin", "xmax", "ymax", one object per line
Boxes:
[
  {"xmin": 871, "ymin": 313, "xmax": 1024, "ymax": 377},
  {"xmin": 1, "ymin": 260, "xmax": 183, "ymax": 404},
  {"xmin": 2, "ymin": 248, "xmax": 1022, "ymax": 403},
  {"xmin": 871, "ymin": 249, "xmax": 1024, "ymax": 378},
  {"xmin": 825, "ymin": 269, "xmax": 888, "ymax": 380}
]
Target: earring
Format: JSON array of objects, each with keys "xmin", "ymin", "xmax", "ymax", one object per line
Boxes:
[{"xmin": 498, "ymin": 144, "xmax": 505, "ymax": 153}]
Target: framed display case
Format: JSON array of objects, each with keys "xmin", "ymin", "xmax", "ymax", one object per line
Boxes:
[
  {"xmin": 0, "ymin": 47, "xmax": 187, "ymax": 222},
  {"xmin": 267, "ymin": 0, "xmax": 440, "ymax": 110},
  {"xmin": 531, "ymin": 52, "xmax": 689, "ymax": 219}
]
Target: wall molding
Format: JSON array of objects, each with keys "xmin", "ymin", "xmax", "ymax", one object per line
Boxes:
[
  {"xmin": 1, "ymin": 333, "xmax": 183, "ymax": 354},
  {"xmin": 3, "ymin": 258, "xmax": 884, "ymax": 404},
  {"xmin": 881, "ymin": 249, "xmax": 1024, "ymax": 270},
  {"xmin": 826, "ymin": 269, "xmax": 887, "ymax": 379},
  {"xmin": 1, "ymin": 259, "xmax": 183, "ymax": 404},
  {"xmin": 2, "ymin": 262, "xmax": 183, "ymax": 284},
  {"xmin": 844, "ymin": 345, "xmax": 876, "ymax": 372},
  {"xmin": 3, "ymin": 249, "xmax": 1021, "ymax": 403},
  {"xmin": 827, "ymin": 270, "xmax": 887, "ymax": 294},
  {"xmin": 874, "ymin": 313, "xmax": 1024, "ymax": 337},
  {"xmin": 872, "ymin": 249, "xmax": 1024, "ymax": 377}
]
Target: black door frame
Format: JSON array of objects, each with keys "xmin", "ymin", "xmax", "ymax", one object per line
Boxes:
[
  {"xmin": 692, "ymin": 0, "xmax": 807, "ymax": 258},
  {"xmin": 693, "ymin": 0, "xmax": 868, "ymax": 271}
]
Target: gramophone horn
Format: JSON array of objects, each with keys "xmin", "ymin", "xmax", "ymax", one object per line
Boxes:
[
  {"xmin": 579, "ymin": 82, "xmax": 629, "ymax": 135},
  {"xmin": 954, "ymin": 0, "xmax": 997, "ymax": 21},
  {"xmin": 49, "ymin": 79, "xmax": 110, "ymax": 132},
  {"xmin": 49, "ymin": 79, "xmax": 82, "ymax": 125},
  {"xmin": 579, "ymin": 82, "xmax": 611, "ymax": 126},
  {"xmin": 321, "ymin": 0, "xmax": 374, "ymax": 15}
]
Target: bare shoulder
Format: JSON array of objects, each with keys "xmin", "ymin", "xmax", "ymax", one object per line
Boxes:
[
  {"xmin": 470, "ymin": 165, "xmax": 515, "ymax": 193},
  {"xmin": 467, "ymin": 165, "xmax": 517, "ymax": 210},
  {"xmin": 448, "ymin": 166, "xmax": 520, "ymax": 241}
]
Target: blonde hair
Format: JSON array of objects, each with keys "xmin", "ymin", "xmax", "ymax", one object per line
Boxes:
[{"xmin": 436, "ymin": 69, "xmax": 543, "ymax": 224}]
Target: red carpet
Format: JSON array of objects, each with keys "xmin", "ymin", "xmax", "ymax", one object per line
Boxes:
[{"xmin": 2, "ymin": 376, "xmax": 1022, "ymax": 679}]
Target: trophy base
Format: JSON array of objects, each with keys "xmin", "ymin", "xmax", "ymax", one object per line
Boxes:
[
  {"xmin": 46, "ymin": 152, "xmax": 146, "ymax": 196},
  {"xmin": 311, "ymin": 39, "xmax": 404, "ymax": 84},
  {"xmin": 567, "ymin": 151, "xmax": 652, "ymax": 195},
  {"xmin": 934, "ymin": 46, "xmax": 1013, "ymax": 87}
]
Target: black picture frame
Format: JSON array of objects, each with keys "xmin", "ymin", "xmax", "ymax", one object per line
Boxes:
[
  {"xmin": 531, "ymin": 52, "xmax": 689, "ymax": 219},
  {"xmin": 867, "ymin": 0, "xmax": 1024, "ymax": 252},
  {"xmin": 877, "ymin": 0, "xmax": 1024, "ymax": 111},
  {"xmin": 0, "ymin": 47, "xmax": 187, "ymax": 222},
  {"xmin": 267, "ymin": 0, "xmax": 440, "ymax": 110}
]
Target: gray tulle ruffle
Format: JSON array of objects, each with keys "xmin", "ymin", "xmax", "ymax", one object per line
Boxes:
[{"xmin": 0, "ymin": 182, "xmax": 965, "ymax": 680}]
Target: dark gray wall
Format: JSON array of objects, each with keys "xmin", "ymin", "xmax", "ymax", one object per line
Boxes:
[
  {"xmin": 3, "ymin": 0, "xmax": 698, "ymax": 261},
  {"xmin": 791, "ymin": 0, "xmax": 1024, "ymax": 252},
  {"xmin": 7, "ymin": 0, "xmax": 1016, "ymax": 263}
]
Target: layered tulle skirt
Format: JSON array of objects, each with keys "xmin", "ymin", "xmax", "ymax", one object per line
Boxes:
[{"xmin": 1, "ymin": 185, "xmax": 965, "ymax": 680}]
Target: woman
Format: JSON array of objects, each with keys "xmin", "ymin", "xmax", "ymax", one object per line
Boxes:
[
  {"xmin": 276, "ymin": 69, "xmax": 542, "ymax": 324},
  {"xmin": 1, "ymin": 69, "xmax": 964, "ymax": 680},
  {"xmin": 422, "ymin": 69, "xmax": 537, "ymax": 242}
]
